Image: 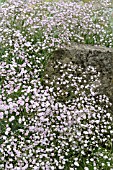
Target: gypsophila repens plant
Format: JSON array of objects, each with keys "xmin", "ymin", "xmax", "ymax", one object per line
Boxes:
[
  {"xmin": 0, "ymin": 61, "xmax": 113, "ymax": 169},
  {"xmin": 0, "ymin": 0, "xmax": 113, "ymax": 169},
  {"xmin": 0, "ymin": 0, "xmax": 113, "ymax": 58}
]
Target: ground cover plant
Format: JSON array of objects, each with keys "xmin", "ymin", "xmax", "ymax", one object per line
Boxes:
[{"xmin": 0, "ymin": 0, "xmax": 113, "ymax": 169}]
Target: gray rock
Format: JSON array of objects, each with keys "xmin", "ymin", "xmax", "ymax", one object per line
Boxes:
[{"xmin": 43, "ymin": 43, "xmax": 113, "ymax": 107}]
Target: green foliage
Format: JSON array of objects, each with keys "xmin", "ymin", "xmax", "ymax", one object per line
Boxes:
[{"xmin": 0, "ymin": 0, "xmax": 6, "ymax": 3}]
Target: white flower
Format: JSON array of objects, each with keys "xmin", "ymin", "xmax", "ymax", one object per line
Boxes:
[
  {"xmin": 16, "ymin": 168, "xmax": 21, "ymax": 170},
  {"xmin": 0, "ymin": 112, "xmax": 3, "ymax": 119},
  {"xmin": 0, "ymin": 105, "xmax": 8, "ymax": 111},
  {"xmin": 2, "ymin": 136, "xmax": 7, "ymax": 140},
  {"xmin": 103, "ymin": 155, "xmax": 108, "ymax": 159},
  {"xmin": 24, "ymin": 42, "xmax": 31, "ymax": 47},
  {"xmin": 110, "ymin": 130, "xmax": 113, "ymax": 134},
  {"xmin": 9, "ymin": 116, "xmax": 15, "ymax": 122},
  {"xmin": 18, "ymin": 118, "xmax": 22, "ymax": 123},
  {"xmin": 7, "ymin": 127, "xmax": 11, "ymax": 132},
  {"xmin": 58, "ymin": 165, "xmax": 64, "ymax": 169},
  {"xmin": 106, "ymin": 113, "xmax": 111, "ymax": 118},
  {"xmin": 74, "ymin": 161, "xmax": 79, "ymax": 166},
  {"xmin": 5, "ymin": 130, "xmax": 9, "ymax": 136},
  {"xmin": 84, "ymin": 167, "xmax": 89, "ymax": 170},
  {"xmin": 45, "ymin": 101, "xmax": 50, "ymax": 107},
  {"xmin": 29, "ymin": 126, "xmax": 35, "ymax": 131},
  {"xmin": 8, "ymin": 164, "xmax": 13, "ymax": 169},
  {"xmin": 77, "ymin": 131, "xmax": 81, "ymax": 136}
]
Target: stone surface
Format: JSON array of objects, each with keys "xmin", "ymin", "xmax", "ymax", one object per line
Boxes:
[{"xmin": 43, "ymin": 43, "xmax": 113, "ymax": 106}]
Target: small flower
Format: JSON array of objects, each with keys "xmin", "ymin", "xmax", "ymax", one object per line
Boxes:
[
  {"xmin": 24, "ymin": 42, "xmax": 31, "ymax": 47},
  {"xmin": 74, "ymin": 161, "xmax": 79, "ymax": 166},
  {"xmin": 84, "ymin": 167, "xmax": 89, "ymax": 170},
  {"xmin": 9, "ymin": 116, "xmax": 15, "ymax": 122},
  {"xmin": 0, "ymin": 112, "xmax": 3, "ymax": 119}
]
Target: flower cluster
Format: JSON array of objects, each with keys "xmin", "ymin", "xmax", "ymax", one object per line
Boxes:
[
  {"xmin": 0, "ymin": 0, "xmax": 113, "ymax": 57},
  {"xmin": 0, "ymin": 0, "xmax": 113, "ymax": 169},
  {"xmin": 1, "ymin": 61, "xmax": 113, "ymax": 169}
]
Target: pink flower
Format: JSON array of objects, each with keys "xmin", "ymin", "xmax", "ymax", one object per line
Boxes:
[
  {"xmin": 0, "ymin": 112, "xmax": 3, "ymax": 119},
  {"xmin": 17, "ymin": 99, "xmax": 24, "ymax": 106},
  {"xmin": 0, "ymin": 104, "xmax": 8, "ymax": 111}
]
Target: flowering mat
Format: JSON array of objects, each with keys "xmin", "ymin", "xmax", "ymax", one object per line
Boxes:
[{"xmin": 0, "ymin": 0, "xmax": 113, "ymax": 169}]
